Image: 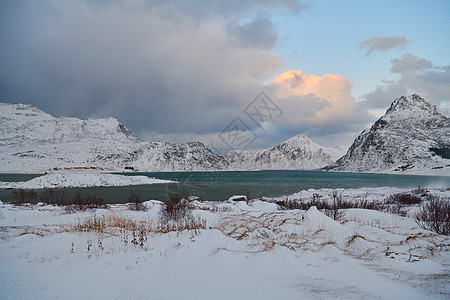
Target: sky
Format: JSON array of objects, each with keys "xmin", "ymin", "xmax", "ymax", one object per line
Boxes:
[{"xmin": 1, "ymin": 0, "xmax": 449, "ymax": 152}]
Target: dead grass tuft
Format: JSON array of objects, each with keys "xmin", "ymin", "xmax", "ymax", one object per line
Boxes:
[
  {"xmin": 156, "ymin": 216, "xmax": 207, "ymax": 234},
  {"xmin": 318, "ymin": 240, "xmax": 338, "ymax": 247},
  {"xmin": 346, "ymin": 234, "xmax": 366, "ymax": 247}
]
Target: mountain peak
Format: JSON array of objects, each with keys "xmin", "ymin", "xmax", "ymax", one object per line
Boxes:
[
  {"xmin": 325, "ymin": 94, "xmax": 449, "ymax": 174},
  {"xmin": 225, "ymin": 133, "xmax": 345, "ymax": 170},
  {"xmin": 284, "ymin": 134, "xmax": 310, "ymax": 143},
  {"xmin": 385, "ymin": 94, "xmax": 438, "ymax": 117}
]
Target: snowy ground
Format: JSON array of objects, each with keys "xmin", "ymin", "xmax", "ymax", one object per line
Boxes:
[
  {"xmin": 0, "ymin": 172, "xmax": 173, "ymax": 189},
  {"xmin": 0, "ymin": 187, "xmax": 449, "ymax": 299}
]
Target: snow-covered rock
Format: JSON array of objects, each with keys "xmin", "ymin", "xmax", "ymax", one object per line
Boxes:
[
  {"xmin": 228, "ymin": 195, "xmax": 248, "ymax": 202},
  {"xmin": 325, "ymin": 94, "xmax": 450, "ymax": 174},
  {"xmin": 224, "ymin": 135, "xmax": 344, "ymax": 170}
]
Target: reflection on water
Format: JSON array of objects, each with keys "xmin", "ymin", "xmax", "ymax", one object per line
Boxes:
[{"xmin": 0, "ymin": 170, "xmax": 449, "ymax": 203}]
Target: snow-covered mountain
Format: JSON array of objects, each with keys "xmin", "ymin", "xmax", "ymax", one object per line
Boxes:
[
  {"xmin": 0, "ymin": 103, "xmax": 227, "ymax": 172},
  {"xmin": 325, "ymin": 94, "xmax": 450, "ymax": 174},
  {"xmin": 0, "ymin": 103, "xmax": 346, "ymax": 172},
  {"xmin": 224, "ymin": 135, "xmax": 344, "ymax": 170}
]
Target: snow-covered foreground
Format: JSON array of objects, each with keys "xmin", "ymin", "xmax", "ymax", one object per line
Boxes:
[
  {"xmin": 0, "ymin": 188, "xmax": 449, "ymax": 299},
  {"xmin": 0, "ymin": 172, "xmax": 173, "ymax": 189}
]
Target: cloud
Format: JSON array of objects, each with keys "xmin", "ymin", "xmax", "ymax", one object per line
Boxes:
[
  {"xmin": 360, "ymin": 36, "xmax": 409, "ymax": 56},
  {"xmin": 264, "ymin": 70, "xmax": 370, "ymax": 147},
  {"xmin": 268, "ymin": 70, "xmax": 364, "ymax": 126},
  {"xmin": 363, "ymin": 53, "xmax": 450, "ymax": 112},
  {"xmin": 362, "ymin": 80, "xmax": 408, "ymax": 113},
  {"xmin": 228, "ymin": 15, "xmax": 278, "ymax": 50},
  {"xmin": 390, "ymin": 53, "xmax": 432, "ymax": 73},
  {"xmin": 138, "ymin": 68, "xmax": 371, "ymax": 150},
  {"xmin": 0, "ymin": 0, "xmax": 307, "ymax": 140}
]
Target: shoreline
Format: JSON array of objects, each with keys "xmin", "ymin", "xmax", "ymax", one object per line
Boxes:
[{"xmin": 1, "ymin": 167, "xmax": 449, "ymax": 177}]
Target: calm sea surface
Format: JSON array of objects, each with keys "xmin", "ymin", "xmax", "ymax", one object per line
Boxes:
[{"xmin": 0, "ymin": 170, "xmax": 449, "ymax": 203}]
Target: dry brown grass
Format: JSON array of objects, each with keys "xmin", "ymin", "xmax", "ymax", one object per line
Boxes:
[
  {"xmin": 68, "ymin": 212, "xmax": 207, "ymax": 249},
  {"xmin": 317, "ymin": 240, "xmax": 338, "ymax": 247},
  {"xmin": 156, "ymin": 216, "xmax": 207, "ymax": 234},
  {"xmin": 346, "ymin": 234, "xmax": 366, "ymax": 247},
  {"xmin": 217, "ymin": 211, "xmax": 306, "ymax": 252},
  {"xmin": 71, "ymin": 212, "xmax": 205, "ymax": 236},
  {"xmin": 400, "ymin": 234, "xmax": 419, "ymax": 245},
  {"xmin": 19, "ymin": 231, "xmax": 45, "ymax": 237}
]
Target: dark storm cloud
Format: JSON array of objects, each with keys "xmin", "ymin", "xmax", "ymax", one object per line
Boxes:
[
  {"xmin": 0, "ymin": 0, "xmax": 306, "ymax": 139},
  {"xmin": 228, "ymin": 15, "xmax": 278, "ymax": 50},
  {"xmin": 360, "ymin": 36, "xmax": 409, "ymax": 56}
]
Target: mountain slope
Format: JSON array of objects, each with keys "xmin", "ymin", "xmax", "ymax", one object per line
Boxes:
[
  {"xmin": 0, "ymin": 103, "xmax": 347, "ymax": 172},
  {"xmin": 0, "ymin": 103, "xmax": 227, "ymax": 172},
  {"xmin": 325, "ymin": 94, "xmax": 450, "ymax": 174},
  {"xmin": 224, "ymin": 135, "xmax": 344, "ymax": 170}
]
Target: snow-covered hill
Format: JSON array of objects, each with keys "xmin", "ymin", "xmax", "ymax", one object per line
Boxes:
[
  {"xmin": 0, "ymin": 103, "xmax": 227, "ymax": 172},
  {"xmin": 0, "ymin": 103, "xmax": 347, "ymax": 172},
  {"xmin": 325, "ymin": 94, "xmax": 450, "ymax": 174},
  {"xmin": 225, "ymin": 135, "xmax": 344, "ymax": 170}
]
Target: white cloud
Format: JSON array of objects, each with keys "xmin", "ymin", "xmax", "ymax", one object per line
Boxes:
[
  {"xmin": 363, "ymin": 53, "xmax": 450, "ymax": 111},
  {"xmin": 268, "ymin": 70, "xmax": 367, "ymax": 127}
]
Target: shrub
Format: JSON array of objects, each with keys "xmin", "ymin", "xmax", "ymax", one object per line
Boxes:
[
  {"xmin": 414, "ymin": 196, "xmax": 449, "ymax": 235},
  {"xmin": 327, "ymin": 190, "xmax": 344, "ymax": 220},
  {"xmin": 69, "ymin": 193, "xmax": 107, "ymax": 211},
  {"xmin": 13, "ymin": 189, "xmax": 37, "ymax": 205},
  {"xmin": 379, "ymin": 193, "xmax": 422, "ymax": 217},
  {"xmin": 39, "ymin": 188, "xmax": 69, "ymax": 205},
  {"xmin": 157, "ymin": 194, "xmax": 206, "ymax": 234},
  {"xmin": 128, "ymin": 191, "xmax": 147, "ymax": 211},
  {"xmin": 275, "ymin": 199, "xmax": 306, "ymax": 210},
  {"xmin": 412, "ymin": 186, "xmax": 428, "ymax": 196},
  {"xmin": 390, "ymin": 193, "xmax": 422, "ymax": 205},
  {"xmin": 160, "ymin": 195, "xmax": 192, "ymax": 221},
  {"xmin": 276, "ymin": 191, "xmax": 352, "ymax": 220}
]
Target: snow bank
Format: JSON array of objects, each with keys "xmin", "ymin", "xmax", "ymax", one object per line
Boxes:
[
  {"xmin": 280, "ymin": 186, "xmax": 408, "ymax": 203},
  {"xmin": 0, "ymin": 188, "xmax": 449, "ymax": 299},
  {"xmin": 0, "ymin": 172, "xmax": 173, "ymax": 189}
]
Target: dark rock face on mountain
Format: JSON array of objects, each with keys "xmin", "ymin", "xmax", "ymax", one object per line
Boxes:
[{"xmin": 325, "ymin": 94, "xmax": 450, "ymax": 174}]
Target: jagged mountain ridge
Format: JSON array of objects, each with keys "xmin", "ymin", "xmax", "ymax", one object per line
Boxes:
[
  {"xmin": 0, "ymin": 103, "xmax": 227, "ymax": 171},
  {"xmin": 225, "ymin": 135, "xmax": 344, "ymax": 170},
  {"xmin": 325, "ymin": 94, "xmax": 450, "ymax": 174},
  {"xmin": 0, "ymin": 103, "xmax": 343, "ymax": 172}
]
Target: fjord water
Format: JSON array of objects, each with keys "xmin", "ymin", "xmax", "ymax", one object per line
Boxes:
[
  {"xmin": 130, "ymin": 170, "xmax": 450, "ymax": 201},
  {"xmin": 1, "ymin": 170, "xmax": 449, "ymax": 203}
]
